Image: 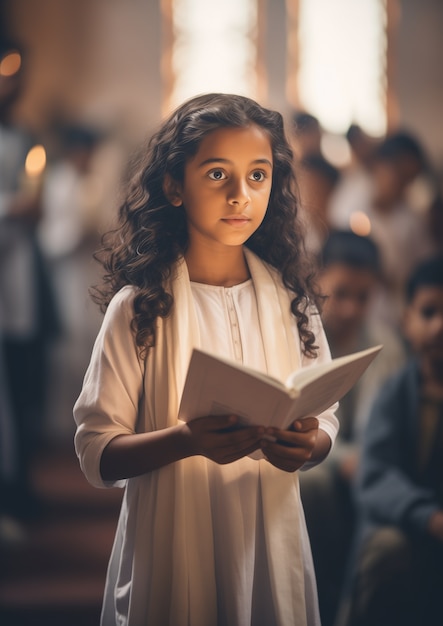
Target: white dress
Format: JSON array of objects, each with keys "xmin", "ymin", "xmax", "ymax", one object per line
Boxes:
[
  {"xmin": 74, "ymin": 253, "xmax": 338, "ymax": 626},
  {"xmin": 191, "ymin": 279, "xmax": 321, "ymax": 625}
]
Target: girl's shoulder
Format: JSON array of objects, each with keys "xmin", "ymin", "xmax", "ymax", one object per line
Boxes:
[
  {"xmin": 244, "ymin": 247, "xmax": 283, "ymax": 287},
  {"xmin": 109, "ymin": 284, "xmax": 138, "ymax": 306},
  {"xmin": 104, "ymin": 285, "xmax": 138, "ymax": 324}
]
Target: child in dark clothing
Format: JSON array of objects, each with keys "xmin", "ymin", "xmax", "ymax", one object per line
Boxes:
[{"xmin": 343, "ymin": 254, "xmax": 443, "ymax": 626}]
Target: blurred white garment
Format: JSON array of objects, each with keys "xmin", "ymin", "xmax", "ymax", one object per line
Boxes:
[
  {"xmin": 38, "ymin": 162, "xmax": 89, "ymax": 258},
  {"xmin": 37, "ymin": 158, "xmax": 105, "ymax": 440}
]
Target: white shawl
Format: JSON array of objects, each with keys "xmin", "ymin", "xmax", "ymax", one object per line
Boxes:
[{"xmin": 75, "ymin": 248, "xmax": 323, "ymax": 626}]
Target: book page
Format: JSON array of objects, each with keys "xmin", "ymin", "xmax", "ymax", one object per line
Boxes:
[
  {"xmin": 285, "ymin": 345, "xmax": 382, "ymax": 390},
  {"xmin": 284, "ymin": 345, "xmax": 382, "ymax": 422},
  {"xmin": 178, "ymin": 345, "xmax": 382, "ymax": 430},
  {"xmin": 178, "ymin": 350, "xmax": 296, "ymax": 427}
]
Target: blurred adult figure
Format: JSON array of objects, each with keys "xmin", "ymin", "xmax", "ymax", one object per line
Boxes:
[
  {"xmin": 0, "ymin": 40, "xmax": 59, "ymax": 520},
  {"xmin": 38, "ymin": 122, "xmax": 105, "ymax": 439},
  {"xmin": 39, "ymin": 123, "xmax": 104, "ymax": 259}
]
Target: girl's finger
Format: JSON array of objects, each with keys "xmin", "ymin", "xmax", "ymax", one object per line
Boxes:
[{"xmin": 294, "ymin": 417, "xmax": 318, "ymax": 431}]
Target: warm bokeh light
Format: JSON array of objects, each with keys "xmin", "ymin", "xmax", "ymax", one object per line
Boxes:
[
  {"xmin": 0, "ymin": 51, "xmax": 22, "ymax": 77},
  {"xmin": 349, "ymin": 211, "xmax": 372, "ymax": 237},
  {"xmin": 25, "ymin": 145, "xmax": 47, "ymax": 178}
]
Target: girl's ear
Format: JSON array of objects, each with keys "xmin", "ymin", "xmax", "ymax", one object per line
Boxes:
[{"xmin": 163, "ymin": 174, "xmax": 183, "ymax": 207}]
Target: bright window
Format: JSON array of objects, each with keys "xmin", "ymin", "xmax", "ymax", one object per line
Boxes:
[
  {"xmin": 168, "ymin": 0, "xmax": 258, "ymax": 110},
  {"xmin": 296, "ymin": 0, "xmax": 387, "ymax": 136}
]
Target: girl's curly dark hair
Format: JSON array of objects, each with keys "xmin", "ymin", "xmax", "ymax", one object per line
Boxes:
[{"xmin": 93, "ymin": 93, "xmax": 319, "ymax": 357}]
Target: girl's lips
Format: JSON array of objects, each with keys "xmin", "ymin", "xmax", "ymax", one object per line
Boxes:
[{"xmin": 221, "ymin": 216, "xmax": 251, "ymax": 227}]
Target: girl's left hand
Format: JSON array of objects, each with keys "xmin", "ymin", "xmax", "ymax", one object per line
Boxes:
[{"xmin": 260, "ymin": 417, "xmax": 319, "ymax": 472}]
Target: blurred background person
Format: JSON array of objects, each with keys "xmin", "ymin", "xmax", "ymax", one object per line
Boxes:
[
  {"xmin": 0, "ymin": 39, "xmax": 59, "ymax": 523},
  {"xmin": 315, "ymin": 231, "xmax": 406, "ymax": 443},
  {"xmin": 345, "ymin": 124, "xmax": 380, "ymax": 171},
  {"xmin": 297, "ymin": 154, "xmax": 341, "ymax": 255},
  {"xmin": 37, "ymin": 122, "xmax": 106, "ymax": 441},
  {"xmin": 299, "ymin": 230, "xmax": 406, "ymax": 626},
  {"xmin": 290, "ymin": 110, "xmax": 323, "ymax": 162},
  {"xmin": 342, "ymin": 254, "xmax": 443, "ymax": 626},
  {"xmin": 38, "ymin": 123, "xmax": 104, "ymax": 263},
  {"xmin": 328, "ymin": 131, "xmax": 437, "ymax": 332}
]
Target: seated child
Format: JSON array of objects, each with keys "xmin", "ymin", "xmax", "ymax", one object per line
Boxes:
[
  {"xmin": 343, "ymin": 254, "xmax": 443, "ymax": 626},
  {"xmin": 299, "ymin": 230, "xmax": 405, "ymax": 626}
]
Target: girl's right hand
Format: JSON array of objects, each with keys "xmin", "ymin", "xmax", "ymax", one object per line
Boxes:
[{"xmin": 182, "ymin": 414, "xmax": 265, "ymax": 464}]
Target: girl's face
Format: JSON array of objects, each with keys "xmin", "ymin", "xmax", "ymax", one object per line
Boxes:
[{"xmin": 170, "ymin": 124, "xmax": 273, "ymax": 253}]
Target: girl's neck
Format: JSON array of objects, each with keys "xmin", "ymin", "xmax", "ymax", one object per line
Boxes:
[{"xmin": 185, "ymin": 246, "xmax": 250, "ymax": 287}]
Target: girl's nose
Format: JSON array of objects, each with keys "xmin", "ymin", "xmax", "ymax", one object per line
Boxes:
[{"xmin": 227, "ymin": 178, "xmax": 250, "ymax": 206}]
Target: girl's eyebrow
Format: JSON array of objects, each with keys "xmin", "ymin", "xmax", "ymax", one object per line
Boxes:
[{"xmin": 198, "ymin": 157, "xmax": 273, "ymax": 168}]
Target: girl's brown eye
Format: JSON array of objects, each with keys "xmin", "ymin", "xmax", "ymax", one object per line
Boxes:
[
  {"xmin": 250, "ymin": 171, "xmax": 265, "ymax": 182},
  {"xmin": 208, "ymin": 169, "xmax": 226, "ymax": 181}
]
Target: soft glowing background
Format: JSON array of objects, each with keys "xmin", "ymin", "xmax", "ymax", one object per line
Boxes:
[
  {"xmin": 170, "ymin": 0, "xmax": 258, "ymax": 107},
  {"xmin": 298, "ymin": 0, "xmax": 387, "ymax": 136}
]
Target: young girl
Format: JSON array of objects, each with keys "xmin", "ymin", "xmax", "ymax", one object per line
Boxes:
[{"xmin": 74, "ymin": 93, "xmax": 339, "ymax": 626}]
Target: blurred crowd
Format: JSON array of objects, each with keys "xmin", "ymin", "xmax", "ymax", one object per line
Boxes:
[
  {"xmin": 1, "ymin": 36, "xmax": 443, "ymax": 626},
  {"xmin": 0, "ymin": 40, "xmax": 123, "ymax": 540},
  {"xmin": 291, "ymin": 110, "xmax": 443, "ymax": 626}
]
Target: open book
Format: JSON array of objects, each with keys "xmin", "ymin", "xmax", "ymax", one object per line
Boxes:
[{"xmin": 178, "ymin": 344, "xmax": 382, "ymax": 431}]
